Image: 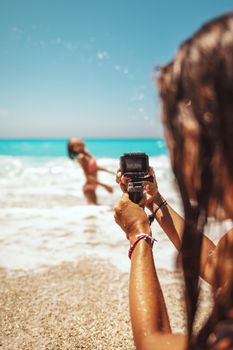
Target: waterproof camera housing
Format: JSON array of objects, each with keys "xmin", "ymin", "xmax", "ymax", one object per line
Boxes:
[{"xmin": 120, "ymin": 152, "xmax": 149, "ymax": 203}]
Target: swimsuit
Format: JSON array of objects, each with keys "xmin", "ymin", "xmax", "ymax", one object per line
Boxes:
[
  {"xmin": 83, "ymin": 156, "xmax": 98, "ymax": 193},
  {"xmin": 86, "ymin": 157, "xmax": 98, "ymax": 174}
]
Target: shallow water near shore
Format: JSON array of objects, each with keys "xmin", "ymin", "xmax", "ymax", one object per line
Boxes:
[
  {"xmin": 0, "ymin": 155, "xmax": 172, "ymax": 272},
  {"xmin": 0, "ymin": 154, "xmax": 231, "ymax": 274}
]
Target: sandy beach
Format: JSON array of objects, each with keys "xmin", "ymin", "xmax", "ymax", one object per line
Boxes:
[
  {"xmin": 0, "ymin": 259, "xmax": 133, "ymax": 350},
  {"xmin": 0, "ymin": 257, "xmax": 213, "ymax": 350}
]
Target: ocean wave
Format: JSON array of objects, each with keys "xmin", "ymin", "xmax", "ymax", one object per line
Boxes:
[{"xmin": 1, "ymin": 155, "xmax": 229, "ymax": 273}]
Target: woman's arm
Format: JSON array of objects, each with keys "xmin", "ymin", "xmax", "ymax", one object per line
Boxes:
[
  {"xmin": 77, "ymin": 155, "xmax": 113, "ymax": 191},
  {"xmin": 201, "ymin": 227, "xmax": 233, "ymax": 286},
  {"xmin": 149, "ymin": 192, "xmax": 184, "ymax": 250},
  {"xmin": 114, "ymin": 193, "xmax": 187, "ymax": 350},
  {"xmin": 130, "ymin": 239, "xmax": 187, "ymax": 350},
  {"xmin": 150, "ymin": 192, "xmax": 216, "ymax": 284},
  {"xmin": 96, "ymin": 166, "xmax": 116, "ymax": 175},
  {"xmin": 117, "ymin": 168, "xmax": 216, "ymax": 284},
  {"xmin": 129, "ymin": 237, "xmax": 171, "ymax": 345}
]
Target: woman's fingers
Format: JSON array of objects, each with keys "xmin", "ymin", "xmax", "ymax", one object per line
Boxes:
[
  {"xmin": 105, "ymin": 185, "xmax": 113, "ymax": 193},
  {"xmin": 116, "ymin": 166, "xmax": 159, "ymax": 203},
  {"xmin": 116, "ymin": 169, "xmax": 121, "ymax": 184},
  {"xmin": 148, "ymin": 166, "xmax": 155, "ymax": 177},
  {"xmin": 116, "ymin": 169, "xmax": 130, "ymax": 193}
]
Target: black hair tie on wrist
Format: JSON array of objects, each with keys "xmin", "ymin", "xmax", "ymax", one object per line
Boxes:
[{"xmin": 148, "ymin": 200, "xmax": 168, "ymax": 225}]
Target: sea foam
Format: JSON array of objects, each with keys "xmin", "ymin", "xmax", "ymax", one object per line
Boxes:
[{"xmin": 0, "ymin": 155, "xmax": 231, "ymax": 273}]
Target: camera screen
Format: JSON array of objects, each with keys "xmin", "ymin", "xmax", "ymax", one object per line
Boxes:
[{"xmin": 125, "ymin": 158, "xmax": 143, "ymax": 171}]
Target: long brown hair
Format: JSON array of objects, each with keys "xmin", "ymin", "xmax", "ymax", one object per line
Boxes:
[{"xmin": 157, "ymin": 12, "xmax": 233, "ymax": 349}]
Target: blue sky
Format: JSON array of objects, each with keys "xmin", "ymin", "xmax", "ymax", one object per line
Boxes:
[{"xmin": 1, "ymin": 1, "xmax": 232, "ymax": 138}]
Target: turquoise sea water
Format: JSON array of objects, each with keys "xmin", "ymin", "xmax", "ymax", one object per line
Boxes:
[{"xmin": 0, "ymin": 139, "xmax": 167, "ymax": 158}]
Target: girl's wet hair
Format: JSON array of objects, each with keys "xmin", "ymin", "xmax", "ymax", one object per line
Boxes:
[
  {"xmin": 157, "ymin": 12, "xmax": 233, "ymax": 349},
  {"xmin": 67, "ymin": 140, "xmax": 78, "ymax": 160}
]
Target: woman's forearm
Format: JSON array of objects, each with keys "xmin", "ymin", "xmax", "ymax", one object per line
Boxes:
[
  {"xmin": 152, "ymin": 192, "xmax": 216, "ymax": 283},
  {"xmin": 151, "ymin": 193, "xmax": 184, "ymax": 250},
  {"xmin": 129, "ymin": 238, "xmax": 171, "ymax": 349},
  {"xmin": 97, "ymin": 166, "xmax": 115, "ymax": 175}
]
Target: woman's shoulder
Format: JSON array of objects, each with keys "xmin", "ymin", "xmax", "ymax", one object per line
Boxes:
[
  {"xmin": 78, "ymin": 153, "xmax": 85, "ymax": 161},
  {"xmin": 77, "ymin": 153, "xmax": 88, "ymax": 167}
]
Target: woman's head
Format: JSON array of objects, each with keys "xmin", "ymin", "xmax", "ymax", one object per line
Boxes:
[
  {"xmin": 67, "ymin": 138, "xmax": 85, "ymax": 159},
  {"xmin": 157, "ymin": 12, "xmax": 233, "ymax": 220},
  {"xmin": 157, "ymin": 12, "xmax": 233, "ymax": 346}
]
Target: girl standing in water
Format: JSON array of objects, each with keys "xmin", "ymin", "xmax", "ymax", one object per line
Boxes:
[{"xmin": 68, "ymin": 138, "xmax": 114, "ymax": 205}]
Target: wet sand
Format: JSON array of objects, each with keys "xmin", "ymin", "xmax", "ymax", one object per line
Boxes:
[{"xmin": 0, "ymin": 258, "xmax": 212, "ymax": 350}]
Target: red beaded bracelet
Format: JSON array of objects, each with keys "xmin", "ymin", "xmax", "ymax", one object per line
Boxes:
[{"xmin": 128, "ymin": 233, "xmax": 157, "ymax": 259}]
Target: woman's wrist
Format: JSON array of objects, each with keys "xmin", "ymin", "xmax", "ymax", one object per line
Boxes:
[
  {"xmin": 153, "ymin": 191, "xmax": 164, "ymax": 205},
  {"xmin": 146, "ymin": 191, "xmax": 163, "ymax": 212},
  {"xmin": 129, "ymin": 226, "xmax": 152, "ymax": 244},
  {"xmin": 128, "ymin": 233, "xmax": 156, "ymax": 259},
  {"xmin": 151, "ymin": 193, "xmax": 167, "ymax": 213}
]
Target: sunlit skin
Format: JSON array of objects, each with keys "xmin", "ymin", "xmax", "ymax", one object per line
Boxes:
[
  {"xmin": 114, "ymin": 191, "xmax": 187, "ymax": 350},
  {"xmin": 114, "ymin": 167, "xmax": 233, "ymax": 349},
  {"xmin": 116, "ymin": 167, "xmax": 219, "ymax": 282}
]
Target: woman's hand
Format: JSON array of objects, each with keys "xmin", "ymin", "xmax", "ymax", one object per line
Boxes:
[
  {"xmin": 142, "ymin": 167, "xmax": 159, "ymax": 211},
  {"xmin": 114, "ymin": 193, "xmax": 151, "ymax": 243},
  {"xmin": 116, "ymin": 167, "xmax": 161, "ymax": 212},
  {"xmin": 103, "ymin": 184, "xmax": 114, "ymax": 193},
  {"xmin": 115, "ymin": 169, "xmax": 129, "ymax": 193}
]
